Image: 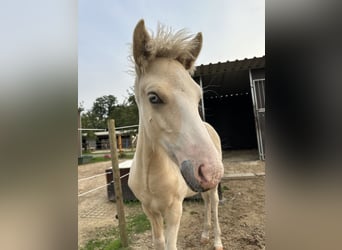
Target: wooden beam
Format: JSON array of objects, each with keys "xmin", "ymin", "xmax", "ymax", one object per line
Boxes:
[{"xmin": 222, "ymin": 172, "xmax": 265, "ymax": 180}]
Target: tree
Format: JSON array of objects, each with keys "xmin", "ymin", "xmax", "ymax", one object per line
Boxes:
[
  {"xmin": 123, "ymin": 89, "xmax": 139, "ymax": 126},
  {"xmin": 81, "ymin": 92, "xmax": 138, "ymax": 130},
  {"xmin": 92, "ymin": 95, "xmax": 117, "ymax": 121}
]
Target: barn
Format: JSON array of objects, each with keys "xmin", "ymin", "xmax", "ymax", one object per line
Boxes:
[
  {"xmin": 193, "ymin": 56, "xmax": 265, "ymax": 160},
  {"xmin": 94, "ymin": 130, "xmax": 135, "ymax": 150}
]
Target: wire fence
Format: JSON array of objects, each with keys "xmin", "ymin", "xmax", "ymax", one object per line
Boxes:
[
  {"xmin": 78, "ymin": 172, "xmax": 109, "ymax": 182},
  {"xmin": 78, "ymin": 181, "xmax": 113, "ymax": 198},
  {"xmin": 78, "ymin": 161, "xmax": 132, "ymax": 198}
]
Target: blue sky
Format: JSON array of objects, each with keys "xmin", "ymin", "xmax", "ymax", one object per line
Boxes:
[{"xmin": 78, "ymin": 0, "xmax": 264, "ymax": 110}]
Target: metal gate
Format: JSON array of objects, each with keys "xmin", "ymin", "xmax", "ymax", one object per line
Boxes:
[{"xmin": 250, "ymin": 78, "xmax": 265, "ymax": 160}]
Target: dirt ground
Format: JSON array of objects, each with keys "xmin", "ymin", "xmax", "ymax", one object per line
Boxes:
[{"xmin": 78, "ymin": 149, "xmax": 265, "ymax": 249}]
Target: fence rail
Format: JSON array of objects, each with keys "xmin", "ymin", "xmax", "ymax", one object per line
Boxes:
[{"xmin": 78, "ymin": 160, "xmax": 132, "ymax": 198}]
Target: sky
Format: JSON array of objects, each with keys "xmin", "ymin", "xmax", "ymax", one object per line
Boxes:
[{"xmin": 78, "ymin": 0, "xmax": 265, "ymax": 111}]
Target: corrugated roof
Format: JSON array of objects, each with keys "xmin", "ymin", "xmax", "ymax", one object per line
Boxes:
[
  {"xmin": 192, "ymin": 56, "xmax": 265, "ymax": 97},
  {"xmin": 194, "ymin": 56, "xmax": 265, "ymax": 77}
]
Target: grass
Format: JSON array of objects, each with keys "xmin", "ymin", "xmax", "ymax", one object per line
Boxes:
[
  {"xmin": 80, "ymin": 212, "xmax": 150, "ymax": 250},
  {"xmin": 118, "ymin": 151, "xmax": 135, "ymax": 159},
  {"xmin": 127, "ymin": 213, "xmax": 151, "ymax": 234},
  {"xmin": 79, "ymin": 151, "xmax": 135, "ymax": 165},
  {"xmin": 103, "ymin": 239, "xmax": 123, "ymax": 250},
  {"xmin": 81, "ymin": 239, "xmax": 116, "ymax": 250},
  {"xmin": 89, "ymin": 157, "xmax": 111, "ymax": 163}
]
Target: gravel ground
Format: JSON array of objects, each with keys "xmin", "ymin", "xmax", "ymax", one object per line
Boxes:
[{"xmin": 78, "ymin": 149, "xmax": 265, "ymax": 249}]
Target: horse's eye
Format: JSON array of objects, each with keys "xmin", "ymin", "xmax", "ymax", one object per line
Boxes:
[{"xmin": 148, "ymin": 92, "xmax": 163, "ymax": 104}]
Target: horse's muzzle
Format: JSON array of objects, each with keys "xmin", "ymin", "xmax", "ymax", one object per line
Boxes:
[{"xmin": 180, "ymin": 160, "xmax": 209, "ymax": 192}]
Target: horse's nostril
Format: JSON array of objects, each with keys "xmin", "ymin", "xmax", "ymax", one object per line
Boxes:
[
  {"xmin": 181, "ymin": 160, "xmax": 206, "ymax": 192},
  {"xmin": 198, "ymin": 164, "xmax": 208, "ymax": 182}
]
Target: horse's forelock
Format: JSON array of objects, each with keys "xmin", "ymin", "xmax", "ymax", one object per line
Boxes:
[{"xmin": 131, "ymin": 22, "xmax": 201, "ymax": 76}]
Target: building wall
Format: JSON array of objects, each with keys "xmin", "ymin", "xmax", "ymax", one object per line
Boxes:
[{"xmin": 95, "ymin": 135, "xmax": 132, "ymax": 150}]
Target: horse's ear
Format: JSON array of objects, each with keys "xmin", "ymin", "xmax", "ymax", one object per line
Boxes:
[
  {"xmin": 180, "ymin": 32, "xmax": 202, "ymax": 72},
  {"xmin": 190, "ymin": 32, "xmax": 202, "ymax": 61},
  {"xmin": 133, "ymin": 19, "xmax": 151, "ymax": 68}
]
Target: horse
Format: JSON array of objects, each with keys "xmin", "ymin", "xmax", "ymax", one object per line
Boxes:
[{"xmin": 128, "ymin": 19, "xmax": 224, "ymax": 250}]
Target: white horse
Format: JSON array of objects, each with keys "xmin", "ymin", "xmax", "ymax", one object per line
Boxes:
[{"xmin": 128, "ymin": 19, "xmax": 224, "ymax": 250}]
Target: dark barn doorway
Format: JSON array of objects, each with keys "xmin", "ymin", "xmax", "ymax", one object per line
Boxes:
[
  {"xmin": 204, "ymin": 90, "xmax": 257, "ymax": 150},
  {"xmin": 194, "ymin": 56, "xmax": 265, "ymax": 159}
]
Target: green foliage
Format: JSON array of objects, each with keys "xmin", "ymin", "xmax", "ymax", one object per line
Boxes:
[
  {"xmin": 127, "ymin": 213, "xmax": 151, "ymax": 234},
  {"xmin": 89, "ymin": 157, "xmax": 111, "ymax": 163},
  {"xmin": 79, "ymin": 151, "xmax": 135, "ymax": 165},
  {"xmin": 103, "ymin": 239, "xmax": 122, "ymax": 250},
  {"xmin": 118, "ymin": 151, "xmax": 135, "ymax": 159},
  {"xmin": 93, "ymin": 95, "xmax": 117, "ymax": 121},
  {"xmin": 81, "ymin": 238, "xmax": 126, "ymax": 250},
  {"xmin": 81, "ymin": 239, "xmax": 111, "ymax": 250},
  {"xmin": 80, "ymin": 212, "xmax": 150, "ymax": 250},
  {"xmin": 81, "ymin": 91, "xmax": 139, "ymax": 132}
]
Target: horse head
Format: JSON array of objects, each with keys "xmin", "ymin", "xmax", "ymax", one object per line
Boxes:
[{"xmin": 132, "ymin": 20, "xmax": 223, "ymax": 192}]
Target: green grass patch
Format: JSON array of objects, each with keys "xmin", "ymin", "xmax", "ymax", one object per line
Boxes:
[
  {"xmin": 79, "ymin": 151, "xmax": 135, "ymax": 165},
  {"xmin": 103, "ymin": 239, "xmax": 122, "ymax": 250},
  {"xmin": 82, "ymin": 149, "xmax": 93, "ymax": 154},
  {"xmin": 80, "ymin": 212, "xmax": 150, "ymax": 250},
  {"xmin": 118, "ymin": 151, "xmax": 135, "ymax": 159},
  {"xmin": 127, "ymin": 213, "xmax": 151, "ymax": 234},
  {"xmin": 90, "ymin": 157, "xmax": 111, "ymax": 163},
  {"xmin": 81, "ymin": 238, "xmax": 112, "ymax": 250}
]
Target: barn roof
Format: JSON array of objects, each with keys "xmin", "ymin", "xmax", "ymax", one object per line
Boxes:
[
  {"xmin": 194, "ymin": 56, "xmax": 265, "ymax": 77},
  {"xmin": 193, "ymin": 56, "xmax": 265, "ymax": 97}
]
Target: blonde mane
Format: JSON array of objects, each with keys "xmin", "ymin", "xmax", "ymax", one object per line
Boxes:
[{"xmin": 132, "ymin": 23, "xmax": 201, "ymax": 76}]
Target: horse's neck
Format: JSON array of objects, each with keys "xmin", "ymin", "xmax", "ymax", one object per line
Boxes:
[
  {"xmin": 135, "ymin": 126, "xmax": 169, "ymax": 174},
  {"xmin": 134, "ymin": 124, "xmax": 191, "ymax": 198}
]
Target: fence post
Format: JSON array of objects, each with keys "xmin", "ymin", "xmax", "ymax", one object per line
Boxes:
[
  {"xmin": 108, "ymin": 119, "xmax": 128, "ymax": 247},
  {"xmin": 118, "ymin": 133, "xmax": 123, "ymax": 153}
]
